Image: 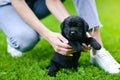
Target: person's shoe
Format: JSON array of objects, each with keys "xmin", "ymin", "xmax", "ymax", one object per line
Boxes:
[
  {"xmin": 7, "ymin": 45, "xmax": 22, "ymax": 57},
  {"xmin": 90, "ymin": 48, "xmax": 120, "ymax": 74}
]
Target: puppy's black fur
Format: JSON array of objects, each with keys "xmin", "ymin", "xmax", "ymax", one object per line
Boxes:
[{"xmin": 48, "ymin": 16, "xmax": 101, "ymax": 76}]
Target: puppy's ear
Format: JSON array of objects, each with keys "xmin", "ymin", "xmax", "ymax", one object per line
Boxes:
[
  {"xmin": 61, "ymin": 21, "xmax": 64, "ymax": 30},
  {"xmin": 61, "ymin": 16, "xmax": 70, "ymax": 31},
  {"xmin": 60, "ymin": 20, "xmax": 66, "ymax": 35},
  {"xmin": 69, "ymin": 40, "xmax": 82, "ymax": 52},
  {"xmin": 61, "ymin": 16, "xmax": 71, "ymax": 31},
  {"xmin": 82, "ymin": 19, "xmax": 89, "ymax": 32}
]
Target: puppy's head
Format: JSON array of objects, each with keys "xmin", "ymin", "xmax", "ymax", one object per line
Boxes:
[{"xmin": 61, "ymin": 16, "xmax": 89, "ymax": 41}]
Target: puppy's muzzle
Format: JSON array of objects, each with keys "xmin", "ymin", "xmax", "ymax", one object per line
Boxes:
[
  {"xmin": 70, "ymin": 30, "xmax": 77, "ymax": 37},
  {"xmin": 69, "ymin": 30, "xmax": 77, "ymax": 40},
  {"xmin": 69, "ymin": 30, "xmax": 82, "ymax": 40}
]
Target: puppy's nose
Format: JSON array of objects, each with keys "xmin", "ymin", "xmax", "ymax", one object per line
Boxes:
[{"xmin": 70, "ymin": 31, "xmax": 77, "ymax": 37}]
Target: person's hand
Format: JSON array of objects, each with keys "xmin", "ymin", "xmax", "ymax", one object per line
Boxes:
[
  {"xmin": 47, "ymin": 32, "xmax": 74, "ymax": 56},
  {"xmin": 81, "ymin": 32, "xmax": 92, "ymax": 52},
  {"xmin": 82, "ymin": 43, "xmax": 91, "ymax": 52}
]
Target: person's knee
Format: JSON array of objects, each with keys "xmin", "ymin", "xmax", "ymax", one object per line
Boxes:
[{"xmin": 8, "ymin": 31, "xmax": 39, "ymax": 52}]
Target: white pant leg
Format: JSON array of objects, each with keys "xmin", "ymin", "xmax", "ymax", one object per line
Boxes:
[
  {"xmin": 72, "ymin": 0, "xmax": 102, "ymax": 29},
  {"xmin": 0, "ymin": 4, "xmax": 39, "ymax": 52}
]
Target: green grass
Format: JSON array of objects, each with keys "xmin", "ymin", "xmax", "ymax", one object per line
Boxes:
[{"xmin": 0, "ymin": 0, "xmax": 120, "ymax": 80}]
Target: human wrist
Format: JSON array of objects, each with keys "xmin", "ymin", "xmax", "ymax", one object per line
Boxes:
[{"xmin": 41, "ymin": 30, "xmax": 53, "ymax": 41}]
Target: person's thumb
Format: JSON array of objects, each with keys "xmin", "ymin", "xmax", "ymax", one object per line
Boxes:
[{"xmin": 58, "ymin": 34, "xmax": 68, "ymax": 44}]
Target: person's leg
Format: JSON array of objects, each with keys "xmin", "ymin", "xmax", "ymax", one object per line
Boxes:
[
  {"xmin": 72, "ymin": 0, "xmax": 103, "ymax": 47},
  {"xmin": 31, "ymin": 0, "xmax": 51, "ymax": 19},
  {"xmin": 29, "ymin": 0, "xmax": 66, "ymax": 19},
  {"xmin": 73, "ymin": 0, "xmax": 120, "ymax": 74},
  {"xmin": 0, "ymin": 4, "xmax": 39, "ymax": 56}
]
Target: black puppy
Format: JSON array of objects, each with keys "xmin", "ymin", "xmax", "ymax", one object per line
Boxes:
[{"xmin": 48, "ymin": 16, "xmax": 101, "ymax": 76}]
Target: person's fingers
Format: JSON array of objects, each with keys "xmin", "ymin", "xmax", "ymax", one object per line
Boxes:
[
  {"xmin": 56, "ymin": 47, "xmax": 74, "ymax": 56},
  {"xmin": 82, "ymin": 43, "xmax": 91, "ymax": 52},
  {"xmin": 87, "ymin": 44, "xmax": 91, "ymax": 49},
  {"xmin": 82, "ymin": 43, "xmax": 88, "ymax": 49},
  {"xmin": 86, "ymin": 32, "xmax": 92, "ymax": 37},
  {"xmin": 82, "ymin": 46, "xmax": 88, "ymax": 52},
  {"xmin": 57, "ymin": 34, "xmax": 68, "ymax": 44},
  {"xmin": 57, "ymin": 41, "xmax": 72, "ymax": 49},
  {"xmin": 57, "ymin": 34, "xmax": 73, "ymax": 49}
]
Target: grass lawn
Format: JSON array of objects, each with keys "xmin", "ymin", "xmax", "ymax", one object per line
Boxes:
[{"xmin": 0, "ymin": 0, "xmax": 120, "ymax": 80}]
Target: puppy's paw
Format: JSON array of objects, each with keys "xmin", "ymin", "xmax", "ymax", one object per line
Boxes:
[
  {"xmin": 88, "ymin": 37, "xmax": 101, "ymax": 50},
  {"xmin": 48, "ymin": 71, "xmax": 56, "ymax": 77},
  {"xmin": 48, "ymin": 61, "xmax": 60, "ymax": 77}
]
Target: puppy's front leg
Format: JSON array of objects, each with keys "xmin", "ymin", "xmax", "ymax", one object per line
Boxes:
[
  {"xmin": 88, "ymin": 37, "xmax": 101, "ymax": 50},
  {"xmin": 86, "ymin": 32, "xmax": 101, "ymax": 50},
  {"xmin": 48, "ymin": 60, "xmax": 60, "ymax": 77}
]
